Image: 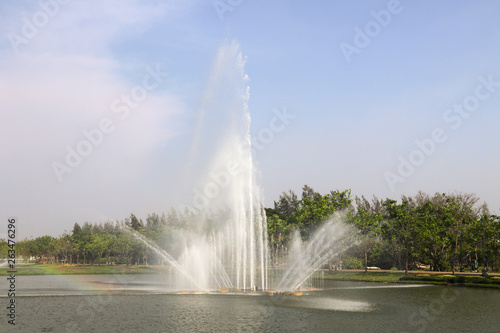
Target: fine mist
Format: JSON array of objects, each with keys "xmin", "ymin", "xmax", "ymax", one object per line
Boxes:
[{"xmin": 126, "ymin": 41, "xmax": 356, "ymax": 293}]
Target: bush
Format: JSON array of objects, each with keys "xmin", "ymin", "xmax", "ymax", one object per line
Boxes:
[
  {"xmin": 343, "ymin": 257, "xmax": 364, "ymax": 269},
  {"xmin": 399, "ymin": 273, "xmax": 500, "ymax": 286},
  {"xmin": 416, "ymin": 274, "xmax": 430, "ymax": 278}
]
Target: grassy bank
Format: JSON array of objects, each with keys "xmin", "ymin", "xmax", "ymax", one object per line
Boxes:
[
  {"xmin": 3, "ymin": 265, "xmax": 500, "ymax": 289},
  {"xmin": 399, "ymin": 273, "xmax": 500, "ymax": 289},
  {"xmin": 317, "ymin": 270, "xmax": 500, "ymax": 289},
  {"xmin": 317, "ymin": 271, "xmax": 404, "ymax": 283},
  {"xmin": 0, "ymin": 263, "xmax": 168, "ymax": 276}
]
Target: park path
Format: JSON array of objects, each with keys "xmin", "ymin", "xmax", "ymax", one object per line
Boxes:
[{"xmin": 335, "ymin": 269, "xmax": 500, "ymax": 277}]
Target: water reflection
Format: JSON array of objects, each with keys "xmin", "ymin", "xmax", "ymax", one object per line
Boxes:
[{"xmin": 8, "ymin": 275, "xmax": 500, "ymax": 332}]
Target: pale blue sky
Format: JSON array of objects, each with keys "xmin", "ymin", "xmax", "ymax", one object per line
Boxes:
[{"xmin": 1, "ymin": 0, "xmax": 499, "ymax": 238}]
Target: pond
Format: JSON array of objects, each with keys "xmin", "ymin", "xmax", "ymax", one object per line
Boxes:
[{"xmin": 6, "ymin": 274, "xmax": 500, "ymax": 332}]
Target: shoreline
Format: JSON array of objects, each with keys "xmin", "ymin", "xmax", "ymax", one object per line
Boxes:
[
  {"xmin": 3, "ymin": 264, "xmax": 500, "ymax": 289},
  {"xmin": 0, "ymin": 263, "xmax": 168, "ymax": 276},
  {"xmin": 315, "ymin": 270, "xmax": 500, "ymax": 289}
]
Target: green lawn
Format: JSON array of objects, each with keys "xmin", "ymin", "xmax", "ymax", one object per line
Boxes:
[
  {"xmin": 317, "ymin": 270, "xmax": 404, "ymax": 283},
  {"xmin": 316, "ymin": 270, "xmax": 500, "ymax": 289},
  {"xmin": 0, "ymin": 263, "xmax": 168, "ymax": 276},
  {"xmin": 3, "ymin": 265, "xmax": 500, "ymax": 289}
]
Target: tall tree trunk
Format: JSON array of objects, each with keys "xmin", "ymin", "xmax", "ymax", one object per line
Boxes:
[
  {"xmin": 453, "ymin": 230, "xmax": 458, "ymax": 275},
  {"xmin": 364, "ymin": 249, "xmax": 368, "ymax": 273},
  {"xmin": 405, "ymin": 251, "xmax": 408, "ymax": 274}
]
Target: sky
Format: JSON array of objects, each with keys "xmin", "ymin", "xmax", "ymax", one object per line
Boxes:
[{"xmin": 1, "ymin": 0, "xmax": 499, "ymax": 239}]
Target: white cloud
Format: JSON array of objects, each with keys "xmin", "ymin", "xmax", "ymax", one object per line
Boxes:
[
  {"xmin": 1, "ymin": 0, "xmax": 178, "ymax": 55},
  {"xmin": 0, "ymin": 0, "xmax": 190, "ymax": 238}
]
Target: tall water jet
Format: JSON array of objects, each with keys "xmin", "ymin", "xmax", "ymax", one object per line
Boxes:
[
  {"xmin": 146, "ymin": 40, "xmax": 269, "ymax": 292},
  {"xmin": 195, "ymin": 41, "xmax": 268, "ymax": 292},
  {"xmin": 127, "ymin": 41, "xmax": 356, "ymax": 294}
]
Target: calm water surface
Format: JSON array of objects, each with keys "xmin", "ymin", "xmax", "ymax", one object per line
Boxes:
[{"xmin": 5, "ymin": 274, "xmax": 499, "ymax": 332}]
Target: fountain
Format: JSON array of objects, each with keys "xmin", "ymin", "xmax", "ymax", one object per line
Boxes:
[{"xmin": 127, "ymin": 41, "xmax": 355, "ymax": 294}]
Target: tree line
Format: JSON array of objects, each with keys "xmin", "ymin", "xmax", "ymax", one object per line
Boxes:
[
  {"xmin": 267, "ymin": 186, "xmax": 499, "ymax": 273},
  {"xmin": 1, "ymin": 185, "xmax": 499, "ymax": 272}
]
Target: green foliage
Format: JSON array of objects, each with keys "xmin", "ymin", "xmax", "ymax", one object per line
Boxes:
[
  {"xmin": 399, "ymin": 274, "xmax": 500, "ymax": 287},
  {"xmin": 128, "ymin": 214, "xmax": 144, "ymax": 231},
  {"xmin": 0, "ymin": 239, "xmax": 8, "ymax": 258},
  {"xmin": 342, "ymin": 256, "xmax": 364, "ymax": 269},
  {"xmin": 267, "ymin": 186, "xmax": 352, "ymax": 262},
  {"xmin": 6, "ymin": 187, "xmax": 498, "ymax": 275}
]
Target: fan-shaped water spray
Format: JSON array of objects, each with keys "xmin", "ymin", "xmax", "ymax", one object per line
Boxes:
[{"xmin": 127, "ymin": 41, "xmax": 355, "ymax": 293}]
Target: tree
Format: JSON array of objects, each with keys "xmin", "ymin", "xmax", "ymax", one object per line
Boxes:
[
  {"xmin": 349, "ymin": 198, "xmax": 383, "ymax": 272},
  {"xmin": 146, "ymin": 213, "xmax": 161, "ymax": 230},
  {"xmin": 413, "ymin": 200, "xmax": 450, "ymax": 271},
  {"xmin": 295, "ymin": 188, "xmax": 352, "ymax": 239},
  {"xmin": 382, "ymin": 199, "xmax": 418, "ymax": 273},
  {"xmin": 439, "ymin": 193, "xmax": 478, "ymax": 274},
  {"xmin": 115, "ymin": 233, "xmax": 132, "ymax": 265},
  {"xmin": 274, "ymin": 190, "xmax": 299, "ymax": 217},
  {"xmin": 0, "ymin": 239, "xmax": 8, "ymax": 258},
  {"xmin": 266, "ymin": 214, "xmax": 290, "ymax": 264},
  {"xmin": 17, "ymin": 239, "xmax": 36, "ymax": 262},
  {"xmin": 89, "ymin": 233, "xmax": 112, "ymax": 265},
  {"xmin": 474, "ymin": 213, "xmax": 500, "ymax": 272},
  {"xmin": 105, "ymin": 234, "xmax": 117, "ymax": 265},
  {"xmin": 301, "ymin": 185, "xmax": 321, "ymax": 201},
  {"xmin": 58, "ymin": 232, "xmax": 74, "ymax": 264},
  {"xmin": 128, "ymin": 214, "xmax": 144, "ymax": 231},
  {"xmin": 34, "ymin": 235, "xmax": 57, "ymax": 263}
]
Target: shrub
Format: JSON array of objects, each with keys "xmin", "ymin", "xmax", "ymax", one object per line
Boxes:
[
  {"xmin": 399, "ymin": 273, "xmax": 500, "ymax": 286},
  {"xmin": 416, "ymin": 274, "xmax": 430, "ymax": 278},
  {"xmin": 343, "ymin": 257, "xmax": 364, "ymax": 269}
]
